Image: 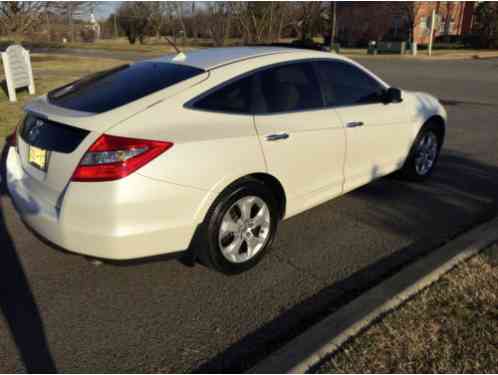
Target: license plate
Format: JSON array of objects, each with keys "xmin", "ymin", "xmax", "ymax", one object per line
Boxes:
[{"xmin": 28, "ymin": 146, "xmax": 48, "ymax": 171}]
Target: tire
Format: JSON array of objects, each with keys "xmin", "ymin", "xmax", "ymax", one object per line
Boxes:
[
  {"xmin": 197, "ymin": 178, "xmax": 279, "ymax": 274},
  {"xmin": 399, "ymin": 124, "xmax": 443, "ymax": 181}
]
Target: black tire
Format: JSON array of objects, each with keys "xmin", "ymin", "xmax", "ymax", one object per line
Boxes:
[
  {"xmin": 398, "ymin": 123, "xmax": 443, "ymax": 181},
  {"xmin": 197, "ymin": 178, "xmax": 279, "ymax": 274}
]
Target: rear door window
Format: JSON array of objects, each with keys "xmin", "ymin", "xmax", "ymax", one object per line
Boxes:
[
  {"xmin": 254, "ymin": 62, "xmax": 323, "ymax": 114},
  {"xmin": 48, "ymin": 62, "xmax": 204, "ymax": 113},
  {"xmin": 192, "ymin": 75, "xmax": 253, "ymax": 114}
]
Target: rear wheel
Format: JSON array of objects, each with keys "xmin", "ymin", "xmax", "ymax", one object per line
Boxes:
[
  {"xmin": 399, "ymin": 125, "xmax": 442, "ymax": 181},
  {"xmin": 198, "ymin": 179, "xmax": 278, "ymax": 274}
]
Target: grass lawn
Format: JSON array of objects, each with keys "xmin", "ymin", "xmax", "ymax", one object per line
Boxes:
[
  {"xmin": 0, "ymin": 54, "xmax": 128, "ymax": 140},
  {"xmin": 314, "ymin": 242, "xmax": 498, "ymax": 373}
]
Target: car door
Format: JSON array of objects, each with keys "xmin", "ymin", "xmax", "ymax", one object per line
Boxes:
[
  {"xmin": 314, "ymin": 60, "xmax": 413, "ymax": 193},
  {"xmin": 252, "ymin": 61, "xmax": 346, "ymax": 216}
]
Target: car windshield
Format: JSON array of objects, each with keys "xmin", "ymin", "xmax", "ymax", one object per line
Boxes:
[{"xmin": 48, "ymin": 62, "xmax": 204, "ymax": 114}]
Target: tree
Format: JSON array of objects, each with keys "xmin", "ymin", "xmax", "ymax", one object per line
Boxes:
[
  {"xmin": 472, "ymin": 2, "xmax": 498, "ymax": 48},
  {"xmin": 0, "ymin": 2, "xmax": 50, "ymax": 38},
  {"xmin": 294, "ymin": 2, "xmax": 326, "ymax": 42},
  {"xmin": 230, "ymin": 2, "xmax": 292, "ymax": 44},
  {"xmin": 204, "ymin": 2, "xmax": 233, "ymax": 46},
  {"xmin": 170, "ymin": 2, "xmax": 188, "ymax": 45},
  {"xmin": 55, "ymin": 2, "xmax": 94, "ymax": 42},
  {"xmin": 148, "ymin": 2, "xmax": 167, "ymax": 40},
  {"xmin": 117, "ymin": 1, "xmax": 152, "ymax": 44},
  {"xmin": 400, "ymin": 2, "xmax": 423, "ymax": 47},
  {"xmin": 330, "ymin": 1, "xmax": 337, "ymax": 46}
]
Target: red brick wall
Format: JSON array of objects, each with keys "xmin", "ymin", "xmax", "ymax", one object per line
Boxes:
[
  {"xmin": 335, "ymin": 2, "xmax": 476, "ymax": 46},
  {"xmin": 414, "ymin": 2, "xmax": 476, "ymax": 44}
]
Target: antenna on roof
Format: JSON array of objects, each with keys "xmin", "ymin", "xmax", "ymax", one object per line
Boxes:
[{"xmin": 164, "ymin": 35, "xmax": 181, "ymax": 54}]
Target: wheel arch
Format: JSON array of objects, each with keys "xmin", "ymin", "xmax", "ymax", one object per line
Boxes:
[
  {"xmin": 247, "ymin": 172, "xmax": 287, "ymax": 220},
  {"xmin": 425, "ymin": 114, "xmax": 446, "ymax": 144},
  {"xmin": 193, "ymin": 172, "xmax": 287, "ymax": 226}
]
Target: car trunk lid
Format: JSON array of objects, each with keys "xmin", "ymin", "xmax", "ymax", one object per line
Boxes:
[{"xmin": 15, "ymin": 68, "xmax": 208, "ymax": 207}]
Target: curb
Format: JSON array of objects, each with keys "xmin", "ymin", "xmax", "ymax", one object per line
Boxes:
[{"xmin": 248, "ymin": 215, "xmax": 498, "ymax": 374}]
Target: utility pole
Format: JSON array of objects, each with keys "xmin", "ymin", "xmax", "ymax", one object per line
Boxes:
[{"xmin": 428, "ymin": 8, "xmax": 436, "ymax": 56}]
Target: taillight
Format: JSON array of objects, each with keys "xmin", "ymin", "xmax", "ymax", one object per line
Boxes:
[
  {"xmin": 72, "ymin": 134, "xmax": 173, "ymax": 182},
  {"xmin": 6, "ymin": 127, "xmax": 17, "ymax": 147}
]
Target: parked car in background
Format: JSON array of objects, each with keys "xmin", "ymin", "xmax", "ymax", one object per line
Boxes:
[{"xmin": 6, "ymin": 47, "xmax": 447, "ymax": 274}]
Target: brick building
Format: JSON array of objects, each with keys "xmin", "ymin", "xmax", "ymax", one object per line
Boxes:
[{"xmin": 335, "ymin": 2, "xmax": 475, "ymax": 46}]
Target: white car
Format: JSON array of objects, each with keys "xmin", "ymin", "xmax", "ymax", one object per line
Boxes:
[{"xmin": 6, "ymin": 47, "xmax": 447, "ymax": 274}]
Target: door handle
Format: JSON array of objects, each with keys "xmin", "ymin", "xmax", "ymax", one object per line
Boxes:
[
  {"xmin": 346, "ymin": 121, "xmax": 364, "ymax": 128},
  {"xmin": 266, "ymin": 133, "xmax": 290, "ymax": 142}
]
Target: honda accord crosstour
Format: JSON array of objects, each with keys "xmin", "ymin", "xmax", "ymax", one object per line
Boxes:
[{"xmin": 6, "ymin": 47, "xmax": 447, "ymax": 273}]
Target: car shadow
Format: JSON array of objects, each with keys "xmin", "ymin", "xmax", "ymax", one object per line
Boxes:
[
  {"xmin": 192, "ymin": 149, "xmax": 498, "ymax": 373},
  {"xmin": 0, "ymin": 143, "xmax": 57, "ymax": 373}
]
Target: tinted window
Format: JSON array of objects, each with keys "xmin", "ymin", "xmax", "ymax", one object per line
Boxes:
[
  {"xmin": 255, "ymin": 62, "xmax": 323, "ymax": 114},
  {"xmin": 48, "ymin": 62, "xmax": 204, "ymax": 113},
  {"xmin": 194, "ymin": 75, "xmax": 253, "ymax": 114},
  {"xmin": 314, "ymin": 60, "xmax": 385, "ymax": 107}
]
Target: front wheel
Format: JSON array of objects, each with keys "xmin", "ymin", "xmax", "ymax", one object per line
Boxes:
[
  {"xmin": 198, "ymin": 179, "xmax": 278, "ymax": 274},
  {"xmin": 399, "ymin": 126, "xmax": 442, "ymax": 181}
]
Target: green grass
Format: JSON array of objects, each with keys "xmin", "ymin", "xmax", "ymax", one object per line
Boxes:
[
  {"xmin": 0, "ymin": 54, "xmax": 128, "ymax": 139},
  {"xmin": 314, "ymin": 243, "xmax": 498, "ymax": 373}
]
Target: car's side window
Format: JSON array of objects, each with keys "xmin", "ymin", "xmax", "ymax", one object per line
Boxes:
[
  {"xmin": 254, "ymin": 62, "xmax": 323, "ymax": 114},
  {"xmin": 314, "ymin": 60, "xmax": 385, "ymax": 107},
  {"xmin": 193, "ymin": 75, "xmax": 253, "ymax": 114}
]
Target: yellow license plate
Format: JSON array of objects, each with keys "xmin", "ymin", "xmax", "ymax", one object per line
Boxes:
[{"xmin": 28, "ymin": 146, "xmax": 48, "ymax": 170}]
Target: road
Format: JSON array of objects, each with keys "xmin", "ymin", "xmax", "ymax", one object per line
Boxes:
[{"xmin": 1, "ymin": 54, "xmax": 498, "ymax": 372}]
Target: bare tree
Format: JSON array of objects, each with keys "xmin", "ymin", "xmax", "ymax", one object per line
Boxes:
[
  {"xmin": 400, "ymin": 2, "xmax": 423, "ymax": 47},
  {"xmin": 0, "ymin": 2, "xmax": 50, "ymax": 38},
  {"xmin": 117, "ymin": 1, "xmax": 152, "ymax": 44},
  {"xmin": 148, "ymin": 2, "xmax": 167, "ymax": 40},
  {"xmin": 171, "ymin": 2, "xmax": 188, "ymax": 45},
  {"xmin": 472, "ymin": 2, "xmax": 498, "ymax": 48},
  {"xmin": 231, "ymin": 2, "xmax": 293, "ymax": 44},
  {"xmin": 205, "ymin": 2, "xmax": 233, "ymax": 46},
  {"xmin": 330, "ymin": 1, "xmax": 337, "ymax": 47},
  {"xmin": 292, "ymin": 2, "xmax": 326, "ymax": 42},
  {"xmin": 55, "ymin": 2, "xmax": 94, "ymax": 42}
]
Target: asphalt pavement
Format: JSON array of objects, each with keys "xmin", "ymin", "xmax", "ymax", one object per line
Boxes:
[{"xmin": 1, "ymin": 54, "xmax": 498, "ymax": 372}]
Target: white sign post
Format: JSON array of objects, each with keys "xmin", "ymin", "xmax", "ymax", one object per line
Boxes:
[{"xmin": 1, "ymin": 45, "xmax": 36, "ymax": 102}]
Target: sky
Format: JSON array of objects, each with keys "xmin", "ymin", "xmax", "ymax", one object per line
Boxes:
[{"xmin": 94, "ymin": 1, "xmax": 120, "ymax": 20}]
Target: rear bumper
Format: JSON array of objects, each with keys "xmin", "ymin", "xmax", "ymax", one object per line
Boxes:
[{"xmin": 6, "ymin": 147, "xmax": 208, "ymax": 260}]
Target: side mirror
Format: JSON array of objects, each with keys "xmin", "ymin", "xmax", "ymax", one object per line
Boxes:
[{"xmin": 383, "ymin": 87, "xmax": 403, "ymax": 104}]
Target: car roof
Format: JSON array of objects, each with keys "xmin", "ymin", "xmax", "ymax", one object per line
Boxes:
[{"xmin": 154, "ymin": 46, "xmax": 321, "ymax": 71}]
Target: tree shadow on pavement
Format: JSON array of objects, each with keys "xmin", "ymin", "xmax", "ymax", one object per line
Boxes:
[
  {"xmin": 193, "ymin": 149, "xmax": 498, "ymax": 373},
  {"xmin": 0, "ymin": 143, "xmax": 57, "ymax": 373}
]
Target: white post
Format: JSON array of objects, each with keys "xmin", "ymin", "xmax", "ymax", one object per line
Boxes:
[{"xmin": 428, "ymin": 8, "xmax": 436, "ymax": 56}]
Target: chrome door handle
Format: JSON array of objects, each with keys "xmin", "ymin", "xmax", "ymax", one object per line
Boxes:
[
  {"xmin": 346, "ymin": 121, "xmax": 364, "ymax": 128},
  {"xmin": 266, "ymin": 133, "xmax": 289, "ymax": 141}
]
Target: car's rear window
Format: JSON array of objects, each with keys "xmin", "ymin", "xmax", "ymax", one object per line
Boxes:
[{"xmin": 48, "ymin": 62, "xmax": 204, "ymax": 113}]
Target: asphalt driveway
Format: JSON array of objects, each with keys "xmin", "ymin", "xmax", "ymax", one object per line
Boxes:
[{"xmin": 1, "ymin": 55, "xmax": 498, "ymax": 372}]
